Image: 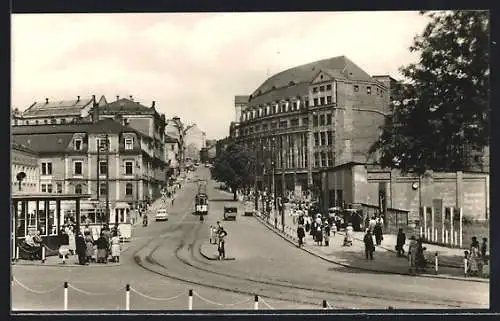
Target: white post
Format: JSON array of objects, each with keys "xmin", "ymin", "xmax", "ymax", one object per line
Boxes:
[
  {"xmin": 64, "ymin": 282, "xmax": 68, "ymax": 311},
  {"xmin": 441, "ymin": 205, "xmax": 445, "ymax": 243},
  {"xmin": 125, "ymin": 284, "xmax": 130, "ymax": 311},
  {"xmin": 188, "ymin": 289, "xmax": 193, "ymax": 310},
  {"xmin": 445, "ymin": 229, "xmax": 448, "ymax": 244},
  {"xmin": 464, "ymin": 256, "xmax": 468, "ymax": 277},
  {"xmin": 431, "ymin": 207, "xmax": 435, "ymax": 242},
  {"xmin": 62, "ymin": 251, "xmax": 66, "ymax": 264},
  {"xmin": 434, "ymin": 253, "xmax": 439, "ymax": 274},
  {"xmin": 434, "ymin": 229, "xmax": 438, "ymax": 242},
  {"xmin": 427, "ymin": 228, "xmax": 431, "ymax": 241},
  {"xmin": 459, "ymin": 208, "xmax": 463, "ymax": 248},
  {"xmin": 419, "ymin": 226, "xmax": 423, "ymax": 238},
  {"xmin": 15, "ymin": 246, "xmax": 19, "ymax": 261},
  {"xmin": 454, "ymin": 231, "xmax": 458, "ymax": 247},
  {"xmin": 450, "ymin": 207, "xmax": 454, "ymax": 246},
  {"xmin": 41, "ymin": 246, "xmax": 46, "ymax": 263},
  {"xmin": 254, "ymin": 295, "xmax": 259, "ymax": 310},
  {"xmin": 423, "ymin": 207, "xmax": 427, "ymax": 240}
]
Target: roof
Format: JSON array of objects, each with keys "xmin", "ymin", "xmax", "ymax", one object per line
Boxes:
[
  {"xmin": 12, "ymin": 142, "xmax": 38, "ymax": 155},
  {"xmin": 235, "ymin": 95, "xmax": 250, "ymax": 104},
  {"xmin": 251, "ymin": 55, "xmax": 373, "ymax": 98},
  {"xmin": 12, "ymin": 118, "xmax": 138, "ymax": 135},
  {"xmin": 13, "ymin": 133, "xmax": 76, "ymax": 154},
  {"xmin": 100, "ymin": 98, "xmax": 155, "ymax": 114},
  {"xmin": 22, "ymin": 97, "xmax": 94, "ymax": 117},
  {"xmin": 247, "ymin": 82, "xmax": 309, "ymax": 106}
]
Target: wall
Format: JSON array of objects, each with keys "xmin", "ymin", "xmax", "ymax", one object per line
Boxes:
[
  {"xmin": 11, "ymin": 148, "xmax": 39, "ymax": 193},
  {"xmin": 126, "ymin": 117, "xmax": 152, "ymax": 137}
]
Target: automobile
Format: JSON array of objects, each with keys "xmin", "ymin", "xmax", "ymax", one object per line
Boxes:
[
  {"xmin": 155, "ymin": 208, "xmax": 169, "ymax": 221},
  {"xmin": 223, "ymin": 205, "xmax": 237, "ymax": 221}
]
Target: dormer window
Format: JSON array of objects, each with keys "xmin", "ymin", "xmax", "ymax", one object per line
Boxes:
[
  {"xmin": 125, "ymin": 138, "xmax": 134, "ymax": 150},
  {"xmin": 313, "ymin": 87, "xmax": 318, "ymax": 93},
  {"xmin": 74, "ymin": 139, "xmax": 82, "ymax": 151},
  {"xmin": 367, "ymin": 86, "xmax": 372, "ymax": 95}
]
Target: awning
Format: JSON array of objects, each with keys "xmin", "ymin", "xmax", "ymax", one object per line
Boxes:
[{"xmin": 115, "ymin": 202, "xmax": 131, "ymax": 209}]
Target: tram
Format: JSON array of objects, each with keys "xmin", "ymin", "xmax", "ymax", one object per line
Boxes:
[{"xmin": 195, "ymin": 180, "xmax": 208, "ymax": 216}]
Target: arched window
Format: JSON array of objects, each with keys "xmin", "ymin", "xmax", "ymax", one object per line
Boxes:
[
  {"xmin": 126, "ymin": 183, "xmax": 133, "ymax": 196},
  {"xmin": 75, "ymin": 184, "xmax": 82, "ymax": 194}
]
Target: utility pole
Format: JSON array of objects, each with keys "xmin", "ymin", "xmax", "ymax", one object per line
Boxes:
[
  {"xmin": 96, "ymin": 137, "xmax": 101, "ymax": 219},
  {"xmin": 105, "ymin": 133, "xmax": 110, "ymax": 224}
]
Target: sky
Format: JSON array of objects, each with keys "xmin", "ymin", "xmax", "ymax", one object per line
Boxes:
[{"xmin": 11, "ymin": 11, "xmax": 431, "ymax": 140}]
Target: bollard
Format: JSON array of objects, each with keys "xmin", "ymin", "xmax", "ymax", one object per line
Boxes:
[
  {"xmin": 188, "ymin": 289, "xmax": 193, "ymax": 310},
  {"xmin": 62, "ymin": 251, "xmax": 66, "ymax": 264},
  {"xmin": 445, "ymin": 229, "xmax": 448, "ymax": 244},
  {"xmin": 125, "ymin": 284, "xmax": 130, "ymax": 310},
  {"xmin": 64, "ymin": 282, "xmax": 68, "ymax": 311},
  {"xmin": 464, "ymin": 255, "xmax": 468, "ymax": 277},
  {"xmin": 15, "ymin": 246, "xmax": 19, "ymax": 261},
  {"xmin": 434, "ymin": 252, "xmax": 439, "ymax": 274},
  {"xmin": 419, "ymin": 226, "xmax": 423, "ymax": 238},
  {"xmin": 41, "ymin": 246, "xmax": 46, "ymax": 263},
  {"xmin": 454, "ymin": 231, "xmax": 458, "ymax": 247},
  {"xmin": 254, "ymin": 295, "xmax": 259, "ymax": 310},
  {"xmin": 322, "ymin": 300, "xmax": 328, "ymax": 310},
  {"xmin": 434, "ymin": 229, "xmax": 438, "ymax": 243}
]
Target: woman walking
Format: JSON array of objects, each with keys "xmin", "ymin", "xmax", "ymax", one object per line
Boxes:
[
  {"xmin": 95, "ymin": 233, "xmax": 108, "ymax": 264},
  {"xmin": 468, "ymin": 236, "xmax": 480, "ymax": 276},
  {"xmin": 67, "ymin": 225, "xmax": 76, "ymax": 255},
  {"xmin": 84, "ymin": 231, "xmax": 94, "ymax": 263},
  {"xmin": 110, "ymin": 232, "xmax": 121, "ymax": 263},
  {"xmin": 297, "ymin": 222, "xmax": 305, "ymax": 247}
]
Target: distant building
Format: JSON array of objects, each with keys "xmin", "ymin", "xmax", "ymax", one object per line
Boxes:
[
  {"xmin": 164, "ymin": 135, "xmax": 180, "ymax": 177},
  {"xmin": 12, "ymin": 119, "xmax": 149, "ymax": 225},
  {"xmin": 16, "ymin": 95, "xmax": 107, "ymax": 126},
  {"xmin": 207, "ymin": 144, "xmax": 217, "ymax": 161},
  {"xmin": 11, "ymin": 143, "xmax": 39, "ymax": 193},
  {"xmin": 184, "ymin": 125, "xmax": 206, "ymax": 161}
]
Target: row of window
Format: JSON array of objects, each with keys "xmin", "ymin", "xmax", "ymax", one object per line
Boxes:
[
  {"xmin": 312, "ymin": 84, "xmax": 333, "ymax": 93},
  {"xmin": 313, "ymin": 131, "xmax": 335, "ymax": 146},
  {"xmin": 23, "ymin": 118, "xmax": 74, "ymax": 126},
  {"xmin": 312, "ymin": 113, "xmax": 333, "ymax": 127},
  {"xmin": 40, "ymin": 182, "xmax": 137, "ymax": 196},
  {"xmin": 353, "ymin": 84, "xmax": 385, "ymax": 96},
  {"xmin": 241, "ymin": 99, "xmax": 309, "ymax": 122},
  {"xmin": 242, "ymin": 117, "xmax": 309, "ymax": 135},
  {"xmin": 73, "ymin": 137, "xmax": 135, "ymax": 151},
  {"xmin": 312, "ymin": 95, "xmax": 333, "ymax": 107},
  {"xmin": 314, "ymin": 151, "xmax": 335, "ymax": 167},
  {"xmin": 72, "ymin": 160, "xmax": 136, "ymax": 176}
]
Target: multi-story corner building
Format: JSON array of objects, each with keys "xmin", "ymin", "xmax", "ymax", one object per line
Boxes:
[
  {"xmin": 12, "ymin": 119, "xmax": 150, "ymax": 225},
  {"xmin": 14, "ymin": 95, "xmax": 108, "ymax": 126},
  {"xmin": 96, "ymin": 96, "xmax": 168, "ymax": 198},
  {"xmin": 184, "ymin": 124, "xmax": 206, "ymax": 161},
  {"xmin": 234, "ymin": 55, "xmax": 395, "ymax": 201},
  {"xmin": 11, "ymin": 143, "xmax": 40, "ymax": 193}
]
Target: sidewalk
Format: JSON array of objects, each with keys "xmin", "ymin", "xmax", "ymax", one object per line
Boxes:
[{"xmin": 254, "ymin": 211, "xmax": 488, "ymax": 283}]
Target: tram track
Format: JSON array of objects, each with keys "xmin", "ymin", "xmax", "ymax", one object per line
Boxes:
[{"xmin": 130, "ymin": 184, "xmax": 478, "ymax": 309}]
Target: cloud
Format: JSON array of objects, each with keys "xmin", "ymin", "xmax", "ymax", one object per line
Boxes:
[{"xmin": 12, "ymin": 12, "xmax": 431, "ymax": 139}]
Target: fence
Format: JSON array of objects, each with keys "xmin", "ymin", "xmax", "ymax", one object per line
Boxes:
[
  {"xmin": 355, "ymin": 203, "xmax": 409, "ymax": 234},
  {"xmin": 11, "ymin": 277, "xmax": 361, "ymax": 310}
]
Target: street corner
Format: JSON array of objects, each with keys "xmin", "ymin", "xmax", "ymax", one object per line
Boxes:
[{"xmin": 199, "ymin": 241, "xmax": 220, "ymax": 260}]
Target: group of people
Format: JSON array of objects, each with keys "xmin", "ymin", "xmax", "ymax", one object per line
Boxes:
[
  {"xmin": 295, "ymin": 213, "xmax": 344, "ymax": 248},
  {"xmin": 465, "ymin": 236, "xmax": 488, "ymax": 277},
  {"xmin": 21, "ymin": 229, "xmax": 44, "ymax": 260},
  {"xmin": 209, "ymin": 221, "xmax": 228, "ymax": 260},
  {"xmin": 58, "ymin": 223, "xmax": 121, "ymax": 265}
]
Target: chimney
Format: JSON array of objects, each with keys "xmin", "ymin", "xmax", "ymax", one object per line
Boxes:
[
  {"xmin": 152, "ymin": 101, "xmax": 156, "ymax": 108},
  {"xmin": 77, "ymin": 95, "xmax": 81, "ymax": 102},
  {"xmin": 45, "ymin": 98, "xmax": 49, "ymax": 104},
  {"xmin": 116, "ymin": 95, "xmax": 120, "ymax": 101},
  {"xmin": 129, "ymin": 95, "xmax": 134, "ymax": 101}
]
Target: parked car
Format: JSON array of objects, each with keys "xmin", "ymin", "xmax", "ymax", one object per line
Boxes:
[
  {"xmin": 155, "ymin": 208, "xmax": 169, "ymax": 221},
  {"xmin": 223, "ymin": 206, "xmax": 237, "ymax": 221}
]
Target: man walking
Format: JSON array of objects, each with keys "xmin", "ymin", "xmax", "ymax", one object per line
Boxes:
[
  {"xmin": 396, "ymin": 228, "xmax": 406, "ymax": 257},
  {"xmin": 363, "ymin": 229, "xmax": 375, "ymax": 260}
]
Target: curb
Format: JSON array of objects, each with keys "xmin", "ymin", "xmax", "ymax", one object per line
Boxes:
[
  {"xmin": 253, "ymin": 214, "xmax": 488, "ymax": 284},
  {"xmin": 12, "ymin": 260, "xmax": 121, "ymax": 268},
  {"xmin": 198, "ymin": 243, "xmax": 236, "ymax": 261}
]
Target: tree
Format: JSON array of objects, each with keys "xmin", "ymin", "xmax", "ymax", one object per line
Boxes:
[
  {"xmin": 370, "ymin": 11, "xmax": 489, "ymax": 175},
  {"xmin": 166, "ymin": 116, "xmax": 196, "ymax": 171},
  {"xmin": 212, "ymin": 143, "xmax": 256, "ymax": 200}
]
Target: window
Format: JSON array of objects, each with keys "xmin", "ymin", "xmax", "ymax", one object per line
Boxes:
[
  {"xmin": 35, "ymin": 120, "xmax": 39, "ymax": 125},
  {"xmin": 302, "ymin": 117, "xmax": 308, "ymax": 126},
  {"xmin": 290, "ymin": 118, "xmax": 299, "ymax": 127},
  {"xmin": 320, "ymin": 132, "xmax": 326, "ymax": 146},
  {"xmin": 75, "ymin": 184, "xmax": 82, "ymax": 194},
  {"xmin": 41, "ymin": 162, "xmax": 52, "ymax": 175},
  {"xmin": 314, "ymin": 133, "xmax": 319, "ymax": 146},
  {"xmin": 171, "ymin": 144, "xmax": 175, "ymax": 151},
  {"xmin": 326, "ymin": 113, "xmax": 332, "ymax": 125},
  {"xmin": 56, "ymin": 183, "xmax": 62, "ymax": 193},
  {"xmin": 60, "ymin": 119, "xmax": 66, "ymax": 124},
  {"xmin": 313, "ymin": 98, "xmax": 318, "ymax": 106},
  {"xmin": 74, "ymin": 161, "xmax": 83, "ymax": 175},
  {"xmin": 50, "ymin": 118, "xmax": 56, "ymax": 124},
  {"xmin": 47, "ymin": 184, "xmax": 53, "ymax": 193},
  {"xmin": 319, "ymin": 86, "xmax": 325, "ymax": 92},
  {"xmin": 262, "ymin": 124, "xmax": 268, "ymax": 131},
  {"xmin": 25, "ymin": 120, "xmax": 29, "ymax": 125},
  {"xmin": 320, "ymin": 114, "xmax": 326, "ymax": 126},
  {"xmin": 313, "ymin": 115, "xmax": 319, "ymax": 127},
  {"xmin": 125, "ymin": 138, "xmax": 134, "ymax": 150},
  {"xmin": 41, "ymin": 184, "xmax": 46, "ymax": 193},
  {"xmin": 125, "ymin": 161, "xmax": 134, "ymax": 175},
  {"xmin": 313, "ymin": 87, "xmax": 318, "ymax": 93},
  {"xmin": 99, "ymin": 161, "xmax": 108, "ymax": 176},
  {"xmin": 292, "ymin": 102, "xmax": 297, "ymax": 110},
  {"xmin": 321, "ymin": 152, "xmax": 327, "ymax": 167},
  {"xmin": 314, "ymin": 152, "xmax": 320, "ymax": 167},
  {"xmin": 354, "ymin": 85, "xmax": 359, "ymax": 92},
  {"xmin": 271, "ymin": 122, "xmax": 277, "ymax": 129},
  {"xmin": 327, "ymin": 96, "xmax": 332, "ymax": 104},
  {"xmin": 44, "ymin": 120, "xmax": 48, "ymax": 124},
  {"xmin": 367, "ymin": 86, "xmax": 372, "ymax": 95},
  {"xmin": 279, "ymin": 121, "xmax": 287, "ymax": 128},
  {"xmin": 326, "ymin": 84, "xmax": 332, "ymax": 90},
  {"xmin": 126, "ymin": 183, "xmax": 133, "ymax": 196},
  {"xmin": 328, "ymin": 131, "xmax": 334, "ymax": 145},
  {"xmin": 305, "ymin": 100, "xmax": 309, "ymax": 108},
  {"xmin": 326, "ymin": 152, "xmax": 331, "ymax": 166},
  {"xmin": 99, "ymin": 183, "xmax": 107, "ymax": 196},
  {"xmin": 97, "ymin": 138, "xmax": 109, "ymax": 152},
  {"xmin": 320, "ymin": 97, "xmax": 325, "ymax": 105},
  {"xmin": 74, "ymin": 139, "xmax": 82, "ymax": 151}
]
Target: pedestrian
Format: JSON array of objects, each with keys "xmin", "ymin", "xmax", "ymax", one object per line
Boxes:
[
  {"xmin": 343, "ymin": 223, "xmax": 353, "ymax": 246},
  {"xmin": 331, "ymin": 220, "xmax": 337, "ymax": 236},
  {"xmin": 315, "ymin": 220, "xmax": 323, "ymax": 246},
  {"xmin": 468, "ymin": 236, "xmax": 480, "ymax": 276},
  {"xmin": 368, "ymin": 216, "xmax": 377, "ymax": 233},
  {"xmin": 172, "ymin": 198, "xmax": 175, "ymax": 206},
  {"xmin": 374, "ymin": 221, "xmax": 383, "ymax": 246},
  {"xmin": 218, "ymin": 228, "xmax": 228, "ymax": 260},
  {"xmin": 75, "ymin": 231, "xmax": 87, "ymax": 265},
  {"xmin": 84, "ymin": 231, "xmax": 94, "ymax": 263},
  {"xmin": 363, "ymin": 229, "xmax": 375, "ymax": 260},
  {"xmin": 408, "ymin": 236, "xmax": 418, "ymax": 273},
  {"xmin": 323, "ymin": 220, "xmax": 331, "ymax": 247},
  {"xmin": 481, "ymin": 237, "xmax": 488, "ymax": 258},
  {"xmin": 415, "ymin": 237, "xmax": 427, "ymax": 272},
  {"xmin": 396, "ymin": 228, "xmax": 406, "ymax": 257},
  {"xmin": 110, "ymin": 231, "xmax": 121, "ymax": 263},
  {"xmin": 95, "ymin": 233, "xmax": 108, "ymax": 264},
  {"xmin": 67, "ymin": 225, "xmax": 76, "ymax": 255},
  {"xmin": 58, "ymin": 227, "xmax": 70, "ymax": 263},
  {"xmin": 297, "ymin": 223, "xmax": 305, "ymax": 247}
]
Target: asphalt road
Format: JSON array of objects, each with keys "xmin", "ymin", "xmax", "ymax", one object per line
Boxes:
[{"xmin": 11, "ymin": 167, "xmax": 489, "ymax": 311}]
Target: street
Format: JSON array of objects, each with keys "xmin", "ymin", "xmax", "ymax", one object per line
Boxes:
[{"xmin": 12, "ymin": 167, "xmax": 489, "ymax": 311}]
